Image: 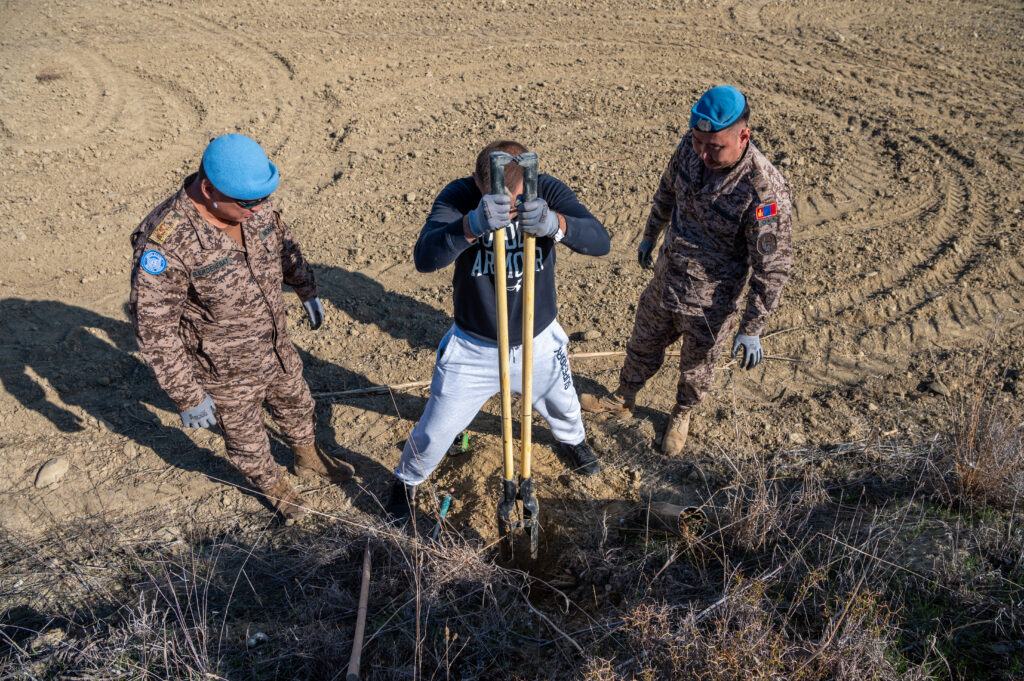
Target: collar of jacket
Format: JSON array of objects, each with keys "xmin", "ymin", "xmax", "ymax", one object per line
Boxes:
[{"xmin": 172, "ymin": 185, "xmax": 254, "ymax": 252}]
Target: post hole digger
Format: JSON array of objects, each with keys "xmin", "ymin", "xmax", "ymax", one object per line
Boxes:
[{"xmin": 490, "ymin": 150, "xmax": 541, "ymax": 560}]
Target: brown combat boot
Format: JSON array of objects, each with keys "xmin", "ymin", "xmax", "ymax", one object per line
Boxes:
[
  {"xmin": 291, "ymin": 444, "xmax": 355, "ymax": 484},
  {"xmin": 579, "ymin": 388, "xmax": 635, "ymax": 416},
  {"xmin": 264, "ymin": 476, "xmax": 308, "ymax": 525},
  {"xmin": 662, "ymin": 406, "xmax": 692, "ymax": 457}
]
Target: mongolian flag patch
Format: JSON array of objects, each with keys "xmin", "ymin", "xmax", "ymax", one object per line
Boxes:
[{"xmin": 755, "ymin": 203, "xmax": 778, "ymax": 221}]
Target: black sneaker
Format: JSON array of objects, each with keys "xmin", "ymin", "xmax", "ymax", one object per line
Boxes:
[
  {"xmin": 385, "ymin": 479, "xmax": 415, "ymax": 523},
  {"xmin": 559, "ymin": 440, "xmax": 601, "ymax": 476}
]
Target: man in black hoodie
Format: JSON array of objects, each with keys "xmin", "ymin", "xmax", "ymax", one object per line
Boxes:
[{"xmin": 386, "ymin": 140, "xmax": 611, "ymax": 521}]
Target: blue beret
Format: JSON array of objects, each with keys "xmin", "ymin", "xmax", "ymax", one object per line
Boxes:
[
  {"xmin": 201, "ymin": 134, "xmax": 279, "ymax": 200},
  {"xmin": 689, "ymin": 85, "xmax": 747, "ymax": 132}
]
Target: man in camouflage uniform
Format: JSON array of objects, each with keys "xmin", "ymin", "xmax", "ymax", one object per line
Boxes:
[
  {"xmin": 129, "ymin": 134, "xmax": 353, "ymax": 522},
  {"xmin": 581, "ymin": 85, "xmax": 793, "ymax": 455}
]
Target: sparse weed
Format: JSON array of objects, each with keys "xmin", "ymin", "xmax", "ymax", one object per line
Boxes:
[{"xmin": 945, "ymin": 347, "xmax": 1023, "ymax": 508}]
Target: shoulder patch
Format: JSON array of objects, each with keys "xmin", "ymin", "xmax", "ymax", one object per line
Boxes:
[
  {"xmin": 140, "ymin": 249, "xmax": 167, "ymax": 275},
  {"xmin": 755, "ymin": 203, "xmax": 778, "ymax": 221},
  {"xmin": 150, "ymin": 212, "xmax": 183, "ymax": 244},
  {"xmin": 757, "ymin": 233, "xmax": 778, "ymax": 256}
]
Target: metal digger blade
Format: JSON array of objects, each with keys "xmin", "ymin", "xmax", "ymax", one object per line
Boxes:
[{"xmin": 519, "ymin": 477, "xmax": 539, "ymax": 559}]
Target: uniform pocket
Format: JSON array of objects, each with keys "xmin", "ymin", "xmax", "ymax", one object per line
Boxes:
[
  {"xmin": 549, "ymin": 320, "xmax": 570, "ymax": 350},
  {"xmin": 436, "ymin": 327, "xmax": 457, "ymax": 364}
]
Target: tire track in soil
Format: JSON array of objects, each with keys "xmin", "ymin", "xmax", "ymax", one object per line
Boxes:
[{"xmin": 0, "ymin": 39, "xmax": 201, "ymax": 155}]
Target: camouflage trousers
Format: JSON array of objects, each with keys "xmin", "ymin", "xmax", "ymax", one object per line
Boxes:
[
  {"xmin": 619, "ymin": 281, "xmax": 738, "ymax": 409},
  {"xmin": 205, "ymin": 356, "xmax": 316, "ymax": 492}
]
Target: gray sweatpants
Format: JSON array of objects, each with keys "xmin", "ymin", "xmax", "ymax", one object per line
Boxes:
[{"xmin": 395, "ymin": 320, "xmax": 586, "ymax": 486}]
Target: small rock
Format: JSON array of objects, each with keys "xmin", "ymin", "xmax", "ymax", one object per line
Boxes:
[
  {"xmin": 156, "ymin": 526, "xmax": 182, "ymax": 543},
  {"xmin": 30, "ymin": 628, "xmax": 66, "ymax": 651},
  {"xmin": 867, "ymin": 402, "xmax": 879, "ymax": 411},
  {"xmin": 123, "ymin": 441, "xmax": 138, "ymax": 457},
  {"xmin": 788, "ymin": 432, "xmax": 807, "ymax": 446},
  {"xmin": 411, "ymin": 150, "xmax": 423, "ymax": 159},
  {"xmin": 778, "ymin": 156, "xmax": 792, "ymax": 167},
  {"xmin": 15, "ymin": 232, "xmax": 27, "ymax": 240},
  {"xmin": 35, "ymin": 458, "xmax": 69, "ymax": 488},
  {"xmin": 404, "ymin": 192, "xmax": 417, "ymax": 203},
  {"xmin": 926, "ymin": 380, "xmax": 950, "ymax": 397},
  {"xmin": 247, "ymin": 631, "xmax": 269, "ymax": 648},
  {"xmin": 582, "ymin": 329, "xmax": 602, "ymax": 341}
]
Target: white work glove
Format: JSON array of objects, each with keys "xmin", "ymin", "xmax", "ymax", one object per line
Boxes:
[
  {"xmin": 468, "ymin": 193, "xmax": 512, "ymax": 237},
  {"xmin": 303, "ymin": 297, "xmax": 325, "ymax": 330},
  {"xmin": 519, "ymin": 198, "xmax": 560, "ymax": 238},
  {"xmin": 181, "ymin": 395, "xmax": 216, "ymax": 429}
]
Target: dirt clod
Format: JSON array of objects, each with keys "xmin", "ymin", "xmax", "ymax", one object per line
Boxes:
[{"xmin": 34, "ymin": 458, "xmax": 68, "ymax": 488}]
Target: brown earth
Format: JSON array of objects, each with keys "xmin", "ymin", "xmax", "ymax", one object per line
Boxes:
[{"xmin": 1, "ymin": 0, "xmax": 1022, "ymax": 546}]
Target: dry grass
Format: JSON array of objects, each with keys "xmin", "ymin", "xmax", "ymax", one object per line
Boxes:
[
  {"xmin": 4, "ymin": 355, "xmax": 1024, "ymax": 679},
  {"xmin": 946, "ymin": 353, "xmax": 1023, "ymax": 507}
]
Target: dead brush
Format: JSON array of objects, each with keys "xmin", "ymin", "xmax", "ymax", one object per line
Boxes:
[
  {"xmin": 945, "ymin": 348, "xmax": 1024, "ymax": 508},
  {"xmin": 0, "ymin": 510, "xmax": 564, "ymax": 680},
  {"xmin": 706, "ymin": 449, "xmax": 828, "ymax": 555},
  {"xmin": 597, "ymin": 576, "xmax": 925, "ymax": 681}
]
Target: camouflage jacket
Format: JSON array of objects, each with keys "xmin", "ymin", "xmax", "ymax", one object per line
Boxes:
[
  {"xmin": 129, "ymin": 179, "xmax": 317, "ymax": 411},
  {"xmin": 643, "ymin": 134, "xmax": 793, "ymax": 335}
]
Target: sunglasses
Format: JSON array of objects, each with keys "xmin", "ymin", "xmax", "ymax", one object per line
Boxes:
[{"xmin": 233, "ymin": 195, "xmax": 270, "ymax": 209}]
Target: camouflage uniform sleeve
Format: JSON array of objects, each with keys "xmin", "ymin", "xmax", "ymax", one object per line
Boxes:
[
  {"xmin": 642, "ymin": 141, "xmax": 684, "ymax": 243},
  {"xmin": 130, "ymin": 249, "xmax": 206, "ymax": 411},
  {"xmin": 276, "ymin": 212, "xmax": 318, "ymax": 302},
  {"xmin": 740, "ymin": 176, "xmax": 794, "ymax": 336}
]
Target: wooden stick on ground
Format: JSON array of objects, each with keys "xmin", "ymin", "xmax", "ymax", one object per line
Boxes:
[
  {"xmin": 312, "ymin": 380, "xmax": 431, "ymax": 399},
  {"xmin": 569, "ymin": 350, "xmax": 807, "ymax": 363},
  {"xmin": 346, "ymin": 541, "xmax": 372, "ymax": 681}
]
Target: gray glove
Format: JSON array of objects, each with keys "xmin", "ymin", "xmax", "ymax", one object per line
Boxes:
[
  {"xmin": 732, "ymin": 334, "xmax": 763, "ymax": 370},
  {"xmin": 303, "ymin": 297, "xmax": 324, "ymax": 330},
  {"xmin": 468, "ymin": 193, "xmax": 511, "ymax": 237},
  {"xmin": 638, "ymin": 240, "xmax": 655, "ymax": 269},
  {"xmin": 181, "ymin": 395, "xmax": 216, "ymax": 429},
  {"xmin": 519, "ymin": 198, "xmax": 559, "ymax": 238}
]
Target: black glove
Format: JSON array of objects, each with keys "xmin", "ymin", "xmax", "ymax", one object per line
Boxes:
[{"xmin": 637, "ymin": 240, "xmax": 655, "ymax": 269}]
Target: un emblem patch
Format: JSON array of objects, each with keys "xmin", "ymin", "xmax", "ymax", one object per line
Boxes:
[{"xmin": 140, "ymin": 250, "xmax": 167, "ymax": 275}]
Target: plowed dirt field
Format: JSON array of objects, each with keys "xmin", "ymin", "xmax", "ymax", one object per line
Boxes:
[{"xmin": 2, "ymin": 0, "xmax": 1022, "ymax": 543}]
